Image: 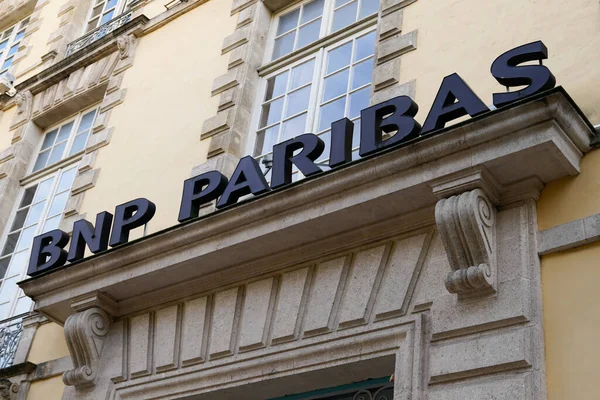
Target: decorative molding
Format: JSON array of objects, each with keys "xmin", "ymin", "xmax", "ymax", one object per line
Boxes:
[
  {"xmin": 435, "ymin": 188, "xmax": 497, "ymax": 298},
  {"xmin": 0, "ymin": 378, "xmax": 18, "ymax": 400},
  {"xmin": 62, "ymin": 307, "xmax": 112, "ymax": 388},
  {"xmin": 116, "ymin": 34, "xmax": 136, "ymax": 60},
  {"xmin": 538, "ymin": 212, "xmax": 600, "ymax": 255}
]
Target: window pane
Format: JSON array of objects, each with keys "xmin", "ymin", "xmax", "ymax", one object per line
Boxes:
[
  {"xmin": 302, "ymin": 0, "xmax": 325, "ymax": 23},
  {"xmin": 19, "ymin": 19, "xmax": 30, "ymax": 29},
  {"xmin": 106, "ymin": 0, "xmax": 118, "ymax": 9},
  {"xmin": 69, "ymin": 133, "xmax": 89, "ymax": 156},
  {"xmin": 19, "ymin": 187, "xmax": 36, "ymax": 208},
  {"xmin": 359, "ymin": 0, "xmax": 379, "ymax": 18},
  {"xmin": 336, "ymin": 0, "xmax": 353, "ymax": 6},
  {"xmin": 0, "ymin": 258, "xmax": 9, "ymax": 280},
  {"xmin": 43, "ymin": 215, "xmax": 62, "ymax": 233},
  {"xmin": 41, "ymin": 129, "xmax": 58, "ymax": 150},
  {"xmin": 349, "ymin": 87, "xmax": 370, "ymax": 119},
  {"xmin": 281, "ymin": 113, "xmax": 307, "ymax": 142},
  {"xmin": 254, "ymin": 125, "xmax": 279, "ymax": 157},
  {"xmin": 290, "ymin": 60, "xmax": 315, "ymax": 90},
  {"xmin": 260, "ymin": 98, "xmax": 284, "ymax": 128},
  {"xmin": 297, "ymin": 19, "xmax": 321, "ymax": 49},
  {"xmin": 323, "ymin": 69, "xmax": 350, "ymax": 102},
  {"xmin": 286, "ymin": 86, "xmax": 311, "ymax": 117},
  {"xmin": 277, "ymin": 9, "xmax": 300, "ymax": 35},
  {"xmin": 100, "ymin": 10, "xmax": 115, "ymax": 25},
  {"xmin": 7, "ymin": 44, "xmax": 18, "ymax": 57},
  {"xmin": 13, "ymin": 296, "xmax": 33, "ymax": 316},
  {"xmin": 1, "ymin": 233, "xmax": 18, "ymax": 256},
  {"xmin": 0, "ymin": 41, "xmax": 7, "ymax": 52},
  {"xmin": 352, "ymin": 119, "xmax": 360, "ymax": 148},
  {"xmin": 273, "ymin": 31, "xmax": 296, "ymax": 59},
  {"xmin": 32, "ymin": 151, "xmax": 50, "ymax": 172},
  {"xmin": 265, "ymin": 71, "xmax": 288, "ymax": 101},
  {"xmin": 355, "ymin": 31, "xmax": 376, "ymax": 61},
  {"xmin": 2, "ymin": 28, "xmax": 13, "ymax": 39},
  {"xmin": 47, "ymin": 142, "xmax": 67, "ymax": 165},
  {"xmin": 33, "ymin": 178, "xmax": 54, "ymax": 202},
  {"xmin": 0, "ymin": 303, "xmax": 9, "ymax": 321},
  {"xmin": 327, "ymin": 42, "xmax": 352, "ymax": 74},
  {"xmin": 10, "ymin": 209, "xmax": 28, "ymax": 231},
  {"xmin": 15, "ymin": 226, "xmax": 36, "ymax": 252},
  {"xmin": 91, "ymin": 4, "xmax": 104, "ymax": 19},
  {"xmin": 316, "ymin": 130, "xmax": 331, "ymax": 162},
  {"xmin": 0, "ymin": 277, "xmax": 20, "ymax": 306},
  {"xmin": 57, "ymin": 121, "xmax": 75, "ymax": 142},
  {"xmin": 14, "ymin": 31, "xmax": 24, "ymax": 42},
  {"xmin": 78, "ymin": 110, "xmax": 97, "ymax": 133},
  {"xmin": 319, "ymin": 97, "xmax": 346, "ymax": 131},
  {"xmin": 48, "ymin": 192, "xmax": 69, "ymax": 217},
  {"xmin": 86, "ymin": 18, "xmax": 100, "ymax": 32},
  {"xmin": 351, "ymin": 58, "xmax": 374, "ymax": 89},
  {"xmin": 57, "ymin": 168, "xmax": 77, "ymax": 193},
  {"xmin": 6, "ymin": 251, "xmax": 27, "ymax": 278},
  {"xmin": 333, "ymin": 1, "xmax": 358, "ymax": 32},
  {"xmin": 24, "ymin": 202, "xmax": 44, "ymax": 226},
  {"xmin": 2, "ymin": 57, "xmax": 13, "ymax": 70}
]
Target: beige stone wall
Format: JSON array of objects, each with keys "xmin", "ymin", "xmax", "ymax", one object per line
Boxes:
[
  {"xmin": 401, "ymin": 0, "xmax": 600, "ymax": 125},
  {"xmin": 0, "ymin": 106, "xmax": 16, "ymax": 152},
  {"xmin": 76, "ymin": 0, "xmax": 235, "ymax": 235}
]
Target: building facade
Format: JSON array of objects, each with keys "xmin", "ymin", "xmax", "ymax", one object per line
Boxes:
[{"xmin": 0, "ymin": 0, "xmax": 596, "ymax": 399}]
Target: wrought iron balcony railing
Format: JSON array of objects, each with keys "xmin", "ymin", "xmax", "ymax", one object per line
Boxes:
[
  {"xmin": 0, "ymin": 313, "xmax": 28, "ymax": 369},
  {"xmin": 65, "ymin": 11, "xmax": 133, "ymax": 57}
]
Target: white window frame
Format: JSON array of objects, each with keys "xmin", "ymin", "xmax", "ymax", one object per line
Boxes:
[
  {"xmin": 0, "ymin": 17, "xmax": 30, "ymax": 77},
  {"xmin": 29, "ymin": 105, "xmax": 99, "ymax": 175},
  {"xmin": 83, "ymin": 0, "xmax": 129, "ymax": 34},
  {"xmin": 0, "ymin": 164, "xmax": 79, "ymax": 319},
  {"xmin": 248, "ymin": 19, "xmax": 378, "ymax": 177},
  {"xmin": 264, "ymin": 0, "xmax": 378, "ymax": 63}
]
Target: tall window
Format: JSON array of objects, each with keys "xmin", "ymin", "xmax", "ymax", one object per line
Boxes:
[
  {"xmin": 253, "ymin": 0, "xmax": 379, "ymax": 182},
  {"xmin": 0, "ymin": 18, "xmax": 29, "ymax": 76},
  {"xmin": 0, "ymin": 107, "xmax": 98, "ymax": 320},
  {"xmin": 85, "ymin": 0, "xmax": 128, "ymax": 33}
]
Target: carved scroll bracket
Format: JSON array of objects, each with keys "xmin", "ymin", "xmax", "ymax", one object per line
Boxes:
[
  {"xmin": 62, "ymin": 293, "xmax": 116, "ymax": 388},
  {"xmin": 431, "ymin": 169, "xmax": 499, "ymax": 299}
]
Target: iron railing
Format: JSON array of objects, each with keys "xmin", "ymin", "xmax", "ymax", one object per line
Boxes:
[
  {"xmin": 0, "ymin": 313, "xmax": 32, "ymax": 369},
  {"xmin": 65, "ymin": 11, "xmax": 133, "ymax": 57}
]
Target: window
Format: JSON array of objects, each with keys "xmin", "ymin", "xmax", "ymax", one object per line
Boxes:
[
  {"xmin": 254, "ymin": 25, "xmax": 377, "ymax": 182},
  {"xmin": 85, "ymin": 0, "xmax": 127, "ymax": 33},
  {"xmin": 32, "ymin": 107, "xmax": 98, "ymax": 173},
  {"xmin": 0, "ymin": 166, "xmax": 78, "ymax": 319},
  {"xmin": 271, "ymin": 0, "xmax": 378, "ymax": 61},
  {"xmin": 0, "ymin": 18, "xmax": 29, "ymax": 76}
]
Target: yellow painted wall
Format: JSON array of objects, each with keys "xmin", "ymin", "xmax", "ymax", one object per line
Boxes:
[
  {"xmin": 541, "ymin": 242, "xmax": 600, "ymax": 400},
  {"xmin": 26, "ymin": 322, "xmax": 69, "ymax": 364},
  {"xmin": 0, "ymin": 106, "xmax": 16, "ymax": 152},
  {"xmin": 15, "ymin": 0, "xmax": 65, "ymax": 82},
  {"xmin": 538, "ymin": 149, "xmax": 600, "ymax": 230},
  {"xmin": 77, "ymin": 0, "xmax": 235, "ymax": 235},
  {"xmin": 26, "ymin": 376, "xmax": 65, "ymax": 400},
  {"xmin": 401, "ymin": 0, "xmax": 600, "ymax": 126}
]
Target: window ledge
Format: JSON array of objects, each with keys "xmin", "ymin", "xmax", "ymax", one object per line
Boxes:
[{"xmin": 20, "ymin": 151, "xmax": 83, "ymax": 186}]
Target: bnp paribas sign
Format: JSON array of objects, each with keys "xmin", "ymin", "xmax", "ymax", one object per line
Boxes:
[{"xmin": 28, "ymin": 41, "xmax": 556, "ymax": 277}]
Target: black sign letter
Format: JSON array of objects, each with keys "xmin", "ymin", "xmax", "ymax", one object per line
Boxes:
[
  {"xmin": 28, "ymin": 230, "xmax": 69, "ymax": 276},
  {"xmin": 271, "ymin": 134, "xmax": 324, "ymax": 189},
  {"xmin": 67, "ymin": 212, "xmax": 113, "ymax": 262},
  {"xmin": 491, "ymin": 41, "xmax": 556, "ymax": 108},
  {"xmin": 109, "ymin": 198, "xmax": 156, "ymax": 247},
  {"xmin": 422, "ymin": 73, "xmax": 488, "ymax": 134},
  {"xmin": 178, "ymin": 171, "xmax": 228, "ymax": 222},
  {"xmin": 216, "ymin": 156, "xmax": 270, "ymax": 208},
  {"xmin": 359, "ymin": 96, "xmax": 420, "ymax": 157},
  {"xmin": 329, "ymin": 118, "xmax": 354, "ymax": 168}
]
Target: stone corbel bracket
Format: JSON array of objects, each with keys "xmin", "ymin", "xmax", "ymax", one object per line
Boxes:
[
  {"xmin": 431, "ymin": 169, "xmax": 499, "ymax": 299},
  {"xmin": 62, "ymin": 293, "xmax": 116, "ymax": 388}
]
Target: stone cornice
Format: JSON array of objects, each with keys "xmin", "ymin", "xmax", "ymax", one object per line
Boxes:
[{"xmin": 18, "ymin": 88, "xmax": 596, "ymax": 323}]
